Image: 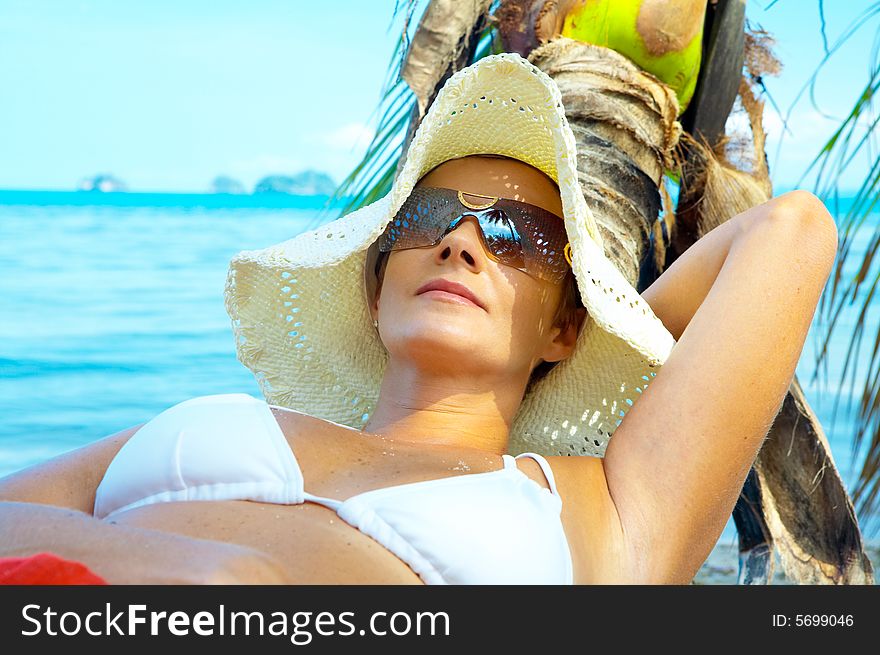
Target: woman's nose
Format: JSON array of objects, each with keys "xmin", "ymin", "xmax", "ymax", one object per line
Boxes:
[{"xmin": 434, "ymin": 216, "xmax": 489, "ymax": 269}]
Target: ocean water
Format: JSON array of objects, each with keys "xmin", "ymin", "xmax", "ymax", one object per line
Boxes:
[
  {"xmin": 0, "ymin": 191, "xmax": 335, "ymax": 468},
  {"xmin": 1, "ymin": 189, "xmax": 877, "ymax": 583}
]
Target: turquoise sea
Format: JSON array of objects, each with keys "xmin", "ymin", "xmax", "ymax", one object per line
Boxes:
[{"xmin": 1, "ymin": 189, "xmax": 878, "ymax": 583}]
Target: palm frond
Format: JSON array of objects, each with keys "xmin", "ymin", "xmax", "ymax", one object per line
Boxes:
[{"xmin": 794, "ymin": 1, "xmax": 880, "ymax": 525}]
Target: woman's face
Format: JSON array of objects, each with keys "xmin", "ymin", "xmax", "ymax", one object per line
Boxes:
[{"xmin": 370, "ymin": 155, "xmax": 580, "ymax": 384}]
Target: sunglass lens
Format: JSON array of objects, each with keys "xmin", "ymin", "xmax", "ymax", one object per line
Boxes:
[
  {"xmin": 500, "ymin": 205, "xmax": 569, "ymax": 283},
  {"xmin": 380, "ymin": 188, "xmax": 570, "ymax": 284},
  {"xmin": 472, "ymin": 209, "xmax": 526, "ymax": 270}
]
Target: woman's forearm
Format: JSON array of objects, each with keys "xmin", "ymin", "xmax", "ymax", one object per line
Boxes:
[
  {"xmin": 640, "ymin": 210, "xmax": 748, "ymax": 341},
  {"xmin": 0, "ymin": 501, "xmax": 289, "ymax": 584},
  {"xmin": 640, "ymin": 190, "xmax": 830, "ymax": 341}
]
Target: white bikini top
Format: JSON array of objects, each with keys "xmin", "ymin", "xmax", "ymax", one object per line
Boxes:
[{"xmin": 94, "ymin": 393, "xmax": 574, "ymax": 585}]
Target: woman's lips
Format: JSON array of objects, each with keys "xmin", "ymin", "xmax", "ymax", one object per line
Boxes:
[
  {"xmin": 419, "ymin": 289, "xmax": 482, "ymax": 308},
  {"xmin": 415, "ymin": 278, "xmax": 486, "ymax": 310}
]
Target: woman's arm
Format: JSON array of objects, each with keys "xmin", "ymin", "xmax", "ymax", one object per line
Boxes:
[
  {"xmin": 0, "ymin": 424, "xmax": 141, "ymax": 513},
  {"xmin": 605, "ymin": 190, "xmax": 838, "ymax": 583},
  {"xmin": 0, "ymin": 502, "xmax": 290, "ymax": 584},
  {"xmin": 0, "ymin": 424, "xmax": 293, "ymax": 584}
]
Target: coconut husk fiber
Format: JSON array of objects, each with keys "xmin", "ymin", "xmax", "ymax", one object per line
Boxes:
[{"xmin": 529, "ymin": 37, "xmax": 681, "ymax": 287}]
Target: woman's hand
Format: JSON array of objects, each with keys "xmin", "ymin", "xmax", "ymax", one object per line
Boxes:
[{"xmin": 0, "ymin": 501, "xmax": 290, "ymax": 585}]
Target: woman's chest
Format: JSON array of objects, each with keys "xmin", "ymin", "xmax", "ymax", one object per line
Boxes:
[
  {"xmin": 106, "ymin": 499, "xmax": 424, "ymax": 584},
  {"xmin": 103, "ymin": 475, "xmax": 576, "ymax": 584}
]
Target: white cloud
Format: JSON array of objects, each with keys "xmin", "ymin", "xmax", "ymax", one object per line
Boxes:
[
  {"xmin": 720, "ymin": 103, "xmax": 873, "ymax": 190},
  {"xmin": 220, "ymin": 123, "xmax": 391, "ymax": 189},
  {"xmin": 321, "ymin": 122, "xmax": 376, "ymax": 152},
  {"xmin": 300, "ymin": 121, "xmax": 400, "ymax": 184}
]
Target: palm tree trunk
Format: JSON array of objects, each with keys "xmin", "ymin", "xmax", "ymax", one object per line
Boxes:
[{"xmin": 526, "ymin": 37, "xmax": 678, "ymax": 289}]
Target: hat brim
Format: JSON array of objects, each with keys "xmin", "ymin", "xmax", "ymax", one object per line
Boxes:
[{"xmin": 225, "ymin": 53, "xmax": 675, "ymax": 456}]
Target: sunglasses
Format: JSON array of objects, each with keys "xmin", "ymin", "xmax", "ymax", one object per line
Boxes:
[{"xmin": 377, "ymin": 186, "xmax": 573, "ymax": 284}]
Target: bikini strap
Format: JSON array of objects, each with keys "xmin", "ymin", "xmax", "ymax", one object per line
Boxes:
[
  {"xmin": 263, "ymin": 401, "xmax": 345, "ymax": 511},
  {"xmin": 302, "ymin": 491, "xmax": 343, "ymax": 512},
  {"xmin": 514, "ymin": 452, "xmax": 560, "ymax": 497}
]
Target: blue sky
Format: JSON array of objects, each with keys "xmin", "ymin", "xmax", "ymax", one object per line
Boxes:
[{"xmin": 0, "ymin": 0, "xmax": 877, "ymax": 193}]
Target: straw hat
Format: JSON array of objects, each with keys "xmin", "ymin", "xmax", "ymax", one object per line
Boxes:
[{"xmin": 224, "ymin": 52, "xmax": 676, "ymax": 457}]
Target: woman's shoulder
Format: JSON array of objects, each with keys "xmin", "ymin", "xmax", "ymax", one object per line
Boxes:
[
  {"xmin": 545, "ymin": 453, "xmax": 605, "ymax": 483},
  {"xmin": 545, "ymin": 454, "xmax": 632, "ymax": 583},
  {"xmin": 545, "ymin": 454, "xmax": 612, "ymax": 516}
]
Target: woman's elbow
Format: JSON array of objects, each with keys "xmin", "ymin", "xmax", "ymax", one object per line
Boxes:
[{"xmin": 768, "ymin": 190, "xmax": 839, "ymax": 268}]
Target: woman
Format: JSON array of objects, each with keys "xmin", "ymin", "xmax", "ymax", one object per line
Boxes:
[{"xmin": 0, "ymin": 54, "xmax": 837, "ymax": 584}]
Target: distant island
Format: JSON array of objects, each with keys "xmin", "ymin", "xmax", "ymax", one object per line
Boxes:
[
  {"xmin": 77, "ymin": 174, "xmax": 127, "ymax": 192},
  {"xmin": 73, "ymin": 170, "xmax": 337, "ymax": 196},
  {"xmin": 254, "ymin": 170, "xmax": 336, "ymax": 195},
  {"xmin": 210, "ymin": 176, "xmax": 247, "ymax": 194}
]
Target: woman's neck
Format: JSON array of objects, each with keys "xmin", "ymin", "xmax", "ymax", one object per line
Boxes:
[{"xmin": 361, "ymin": 359, "xmax": 525, "ymax": 455}]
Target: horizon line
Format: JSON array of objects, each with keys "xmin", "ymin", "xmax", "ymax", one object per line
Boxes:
[{"xmin": 0, "ymin": 187, "xmax": 344, "ymax": 197}]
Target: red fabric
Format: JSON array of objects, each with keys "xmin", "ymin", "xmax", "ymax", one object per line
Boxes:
[{"xmin": 0, "ymin": 553, "xmax": 108, "ymax": 585}]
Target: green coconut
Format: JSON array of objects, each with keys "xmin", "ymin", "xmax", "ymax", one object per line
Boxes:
[{"xmin": 561, "ymin": 0, "xmax": 705, "ymax": 113}]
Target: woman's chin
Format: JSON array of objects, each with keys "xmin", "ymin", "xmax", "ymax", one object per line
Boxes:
[{"xmin": 387, "ymin": 327, "xmax": 495, "ymax": 361}]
